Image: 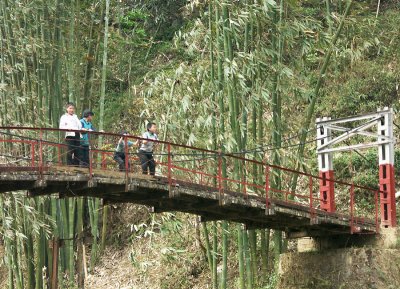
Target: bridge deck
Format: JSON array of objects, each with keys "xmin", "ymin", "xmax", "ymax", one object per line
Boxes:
[{"xmin": 0, "ymin": 166, "xmax": 376, "ymax": 238}]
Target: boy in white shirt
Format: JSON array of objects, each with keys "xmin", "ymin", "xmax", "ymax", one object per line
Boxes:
[
  {"xmin": 59, "ymin": 102, "xmax": 82, "ymax": 166},
  {"xmin": 138, "ymin": 122, "xmax": 158, "ymax": 175}
]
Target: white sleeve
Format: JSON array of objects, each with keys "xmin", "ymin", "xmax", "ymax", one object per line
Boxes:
[
  {"xmin": 59, "ymin": 115, "xmax": 66, "ymax": 129},
  {"xmin": 76, "ymin": 116, "xmax": 82, "ymax": 130}
]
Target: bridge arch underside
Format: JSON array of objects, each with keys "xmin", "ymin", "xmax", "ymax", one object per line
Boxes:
[{"xmin": 0, "ymin": 166, "xmax": 376, "ymax": 238}]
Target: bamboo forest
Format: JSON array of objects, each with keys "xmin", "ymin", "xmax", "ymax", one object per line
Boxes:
[{"xmin": 0, "ymin": 0, "xmax": 400, "ymax": 289}]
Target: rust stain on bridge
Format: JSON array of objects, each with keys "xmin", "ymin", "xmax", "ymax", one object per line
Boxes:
[{"xmin": 0, "ymin": 166, "xmax": 376, "ymax": 238}]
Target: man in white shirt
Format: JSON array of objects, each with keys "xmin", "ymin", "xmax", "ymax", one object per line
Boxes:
[
  {"xmin": 59, "ymin": 102, "xmax": 82, "ymax": 166},
  {"xmin": 138, "ymin": 122, "xmax": 158, "ymax": 175}
]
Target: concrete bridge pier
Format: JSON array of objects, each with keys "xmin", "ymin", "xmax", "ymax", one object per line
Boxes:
[{"xmin": 277, "ymin": 228, "xmax": 400, "ymax": 289}]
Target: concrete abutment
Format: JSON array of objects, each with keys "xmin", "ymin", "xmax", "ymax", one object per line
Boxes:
[{"xmin": 277, "ymin": 228, "xmax": 400, "ymax": 289}]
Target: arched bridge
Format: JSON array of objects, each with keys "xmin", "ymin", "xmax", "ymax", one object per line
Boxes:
[{"xmin": 0, "ymin": 127, "xmax": 388, "ymax": 238}]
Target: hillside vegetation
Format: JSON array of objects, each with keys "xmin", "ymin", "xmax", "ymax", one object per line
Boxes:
[{"xmin": 0, "ymin": 0, "xmax": 399, "ymax": 288}]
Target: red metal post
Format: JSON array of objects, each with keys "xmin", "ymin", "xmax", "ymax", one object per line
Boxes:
[
  {"xmin": 350, "ymin": 184, "xmax": 355, "ymax": 234},
  {"xmin": 30, "ymin": 141, "xmax": 35, "ymax": 167},
  {"xmin": 309, "ymin": 176, "xmax": 314, "ymax": 222},
  {"xmin": 101, "ymin": 152, "xmax": 106, "ymax": 169},
  {"xmin": 242, "ymin": 159, "xmax": 247, "ymax": 197},
  {"xmin": 265, "ymin": 165, "xmax": 270, "ymax": 208},
  {"xmin": 379, "ymin": 164, "xmax": 396, "ymax": 227},
  {"xmin": 377, "ymin": 108, "xmax": 396, "ymax": 227},
  {"xmin": 375, "ymin": 190, "xmax": 380, "ymax": 233},
  {"xmin": 168, "ymin": 143, "xmax": 172, "ymax": 181},
  {"xmin": 317, "ymin": 120, "xmax": 336, "ymax": 213},
  {"xmin": 218, "ymin": 152, "xmax": 223, "ymax": 204},
  {"xmin": 58, "ymin": 144, "xmax": 61, "ymax": 166},
  {"xmin": 89, "ymin": 134, "xmax": 93, "ymax": 178},
  {"xmin": 124, "ymin": 135, "xmax": 129, "ymax": 191},
  {"xmin": 319, "ymin": 170, "xmax": 336, "ymax": 212},
  {"xmin": 167, "ymin": 143, "xmax": 173, "ymax": 196},
  {"xmin": 39, "ymin": 129, "xmax": 43, "ymax": 177}
]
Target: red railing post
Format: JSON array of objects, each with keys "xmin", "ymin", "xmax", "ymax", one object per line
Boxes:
[
  {"xmin": 309, "ymin": 176, "xmax": 314, "ymax": 223},
  {"xmin": 89, "ymin": 131, "xmax": 93, "ymax": 178},
  {"xmin": 242, "ymin": 159, "xmax": 247, "ymax": 197},
  {"xmin": 350, "ymin": 184, "xmax": 355, "ymax": 234},
  {"xmin": 30, "ymin": 141, "xmax": 35, "ymax": 167},
  {"xmin": 124, "ymin": 135, "xmax": 129, "ymax": 191},
  {"xmin": 167, "ymin": 143, "xmax": 174, "ymax": 197},
  {"xmin": 265, "ymin": 165, "xmax": 270, "ymax": 209},
  {"xmin": 101, "ymin": 152, "xmax": 106, "ymax": 169},
  {"xmin": 375, "ymin": 190, "xmax": 380, "ymax": 233},
  {"xmin": 39, "ymin": 128, "xmax": 43, "ymax": 177},
  {"xmin": 218, "ymin": 151, "xmax": 223, "ymax": 205},
  {"xmin": 57, "ymin": 144, "xmax": 61, "ymax": 166},
  {"xmin": 200, "ymin": 152, "xmax": 204, "ymax": 186}
]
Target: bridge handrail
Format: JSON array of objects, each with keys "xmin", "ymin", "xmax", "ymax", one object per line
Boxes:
[{"xmin": 0, "ymin": 126, "xmax": 382, "ymax": 194}]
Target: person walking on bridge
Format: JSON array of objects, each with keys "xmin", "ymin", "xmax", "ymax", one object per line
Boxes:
[
  {"xmin": 59, "ymin": 102, "xmax": 82, "ymax": 166},
  {"xmin": 114, "ymin": 131, "xmax": 134, "ymax": 171},
  {"xmin": 138, "ymin": 122, "xmax": 158, "ymax": 176},
  {"xmin": 79, "ymin": 109, "xmax": 95, "ymax": 168}
]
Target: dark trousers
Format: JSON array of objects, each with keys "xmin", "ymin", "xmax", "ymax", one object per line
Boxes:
[
  {"xmin": 65, "ymin": 135, "xmax": 80, "ymax": 166},
  {"xmin": 138, "ymin": 150, "xmax": 155, "ymax": 175},
  {"xmin": 80, "ymin": 145, "xmax": 90, "ymax": 168},
  {"xmin": 114, "ymin": 152, "xmax": 130, "ymax": 171}
]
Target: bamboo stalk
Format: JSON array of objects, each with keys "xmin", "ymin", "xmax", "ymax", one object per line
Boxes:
[
  {"xmin": 249, "ymin": 230, "xmax": 257, "ymax": 284},
  {"xmin": 290, "ymin": 0, "xmax": 353, "ymax": 193},
  {"xmin": 243, "ymin": 229, "xmax": 252, "ymax": 289},
  {"xmin": 237, "ymin": 225, "xmax": 245, "ymax": 289},
  {"xmin": 76, "ymin": 198, "xmax": 85, "ymax": 287},
  {"xmin": 212, "ymin": 221, "xmax": 218, "ymax": 289},
  {"xmin": 202, "ymin": 223, "xmax": 214, "ymax": 274},
  {"xmin": 100, "ymin": 204, "xmax": 109, "ymax": 252},
  {"xmin": 260, "ymin": 229, "xmax": 270, "ymax": 278},
  {"xmin": 23, "ymin": 199, "xmax": 35, "ymax": 289},
  {"xmin": 68, "ymin": 199, "xmax": 76, "ymax": 284},
  {"xmin": 221, "ymin": 221, "xmax": 228, "ymax": 289}
]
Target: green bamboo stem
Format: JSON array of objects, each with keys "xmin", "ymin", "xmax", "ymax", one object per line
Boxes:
[
  {"xmin": 209, "ymin": 0, "xmax": 218, "ymax": 175},
  {"xmin": 68, "ymin": 198, "xmax": 76, "ymax": 284},
  {"xmin": 89, "ymin": 198, "xmax": 100, "ymax": 269},
  {"xmin": 237, "ymin": 225, "xmax": 245, "ymax": 289},
  {"xmin": 290, "ymin": 0, "xmax": 353, "ymax": 193},
  {"xmin": 260, "ymin": 229, "xmax": 270, "ymax": 278},
  {"xmin": 13, "ymin": 198, "xmax": 23, "ymax": 289},
  {"xmin": 249, "ymin": 230, "xmax": 257, "ymax": 284},
  {"xmin": 76, "ymin": 197, "xmax": 85, "ymax": 287},
  {"xmin": 325, "ymin": 0, "xmax": 333, "ymax": 34},
  {"xmin": 212, "ymin": 221, "xmax": 218, "ymax": 289},
  {"xmin": 202, "ymin": 223, "xmax": 214, "ymax": 274},
  {"xmin": 221, "ymin": 221, "xmax": 228, "ymax": 289},
  {"xmin": 0, "ymin": 196, "xmax": 15, "ymax": 289},
  {"xmin": 100, "ymin": 204, "xmax": 109, "ymax": 252},
  {"xmin": 98, "ymin": 0, "xmax": 110, "ymax": 134},
  {"xmin": 23, "ymin": 199, "xmax": 35, "ymax": 289},
  {"xmin": 60, "ymin": 200, "xmax": 69, "ymax": 274},
  {"xmin": 243, "ymin": 229, "xmax": 252, "ymax": 289}
]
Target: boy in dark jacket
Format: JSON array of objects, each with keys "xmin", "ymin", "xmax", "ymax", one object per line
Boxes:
[
  {"xmin": 114, "ymin": 131, "xmax": 135, "ymax": 171},
  {"xmin": 79, "ymin": 109, "xmax": 95, "ymax": 168}
]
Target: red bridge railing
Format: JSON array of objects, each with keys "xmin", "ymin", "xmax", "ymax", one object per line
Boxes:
[{"xmin": 0, "ymin": 127, "xmax": 382, "ymax": 234}]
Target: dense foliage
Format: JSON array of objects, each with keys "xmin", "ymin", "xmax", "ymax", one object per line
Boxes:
[{"xmin": 0, "ymin": 0, "xmax": 399, "ymax": 288}]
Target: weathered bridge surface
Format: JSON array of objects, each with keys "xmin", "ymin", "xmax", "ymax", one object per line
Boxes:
[{"xmin": 0, "ymin": 166, "xmax": 376, "ymax": 238}]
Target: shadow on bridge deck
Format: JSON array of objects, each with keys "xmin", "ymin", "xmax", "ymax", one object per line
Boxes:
[{"xmin": 0, "ymin": 166, "xmax": 376, "ymax": 238}]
